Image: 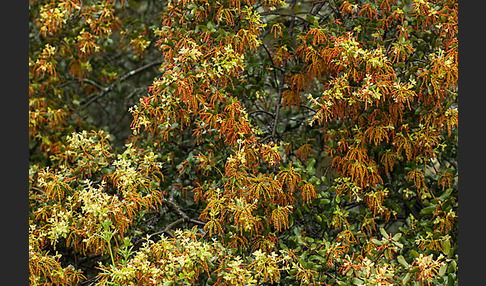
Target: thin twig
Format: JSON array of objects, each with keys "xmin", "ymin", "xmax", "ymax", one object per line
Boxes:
[
  {"xmin": 271, "ymin": 0, "xmax": 297, "ymax": 142},
  {"xmin": 80, "ymin": 78, "xmax": 108, "ymax": 91},
  {"xmin": 261, "ymin": 43, "xmax": 282, "ymax": 78},
  {"xmin": 163, "ymin": 197, "xmax": 206, "ymax": 227},
  {"xmin": 300, "ymin": 104, "xmax": 317, "ymax": 113},
  {"xmin": 82, "ymin": 60, "xmax": 163, "ymax": 107},
  {"xmin": 149, "ymin": 218, "xmax": 185, "ymax": 239},
  {"xmin": 259, "ymin": 11, "xmax": 311, "ymax": 24},
  {"xmin": 248, "ymin": 109, "xmax": 275, "ymax": 117},
  {"xmin": 271, "ymin": 71, "xmax": 285, "ymax": 142},
  {"xmin": 133, "ymin": 199, "xmax": 205, "ymax": 245}
]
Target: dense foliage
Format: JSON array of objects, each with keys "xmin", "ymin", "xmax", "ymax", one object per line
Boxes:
[{"xmin": 29, "ymin": 0, "xmax": 458, "ymax": 285}]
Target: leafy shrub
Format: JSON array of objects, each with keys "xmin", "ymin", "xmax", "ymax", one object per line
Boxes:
[{"xmin": 29, "ymin": 0, "xmax": 458, "ymax": 285}]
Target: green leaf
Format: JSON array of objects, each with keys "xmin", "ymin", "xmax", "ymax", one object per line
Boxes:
[
  {"xmin": 442, "ymin": 238, "xmax": 451, "ymax": 256},
  {"xmin": 306, "ymin": 14, "xmax": 315, "ymax": 23},
  {"xmin": 448, "ymin": 260, "xmax": 457, "ymax": 273},
  {"xmin": 402, "ymin": 273, "xmax": 411, "ymax": 284},
  {"xmin": 394, "ymin": 241, "xmax": 404, "ymax": 249},
  {"xmin": 309, "ymin": 175, "xmax": 320, "ymax": 185},
  {"xmin": 410, "ymin": 249, "xmax": 420, "ymax": 258},
  {"xmin": 392, "ymin": 233, "xmax": 402, "ymax": 241},
  {"xmin": 447, "ymin": 273, "xmax": 456, "ymax": 286},
  {"xmin": 398, "ymin": 255, "xmax": 409, "ymax": 268},
  {"xmin": 306, "ymin": 158, "xmax": 317, "ymax": 175},
  {"xmin": 207, "ymin": 21, "xmax": 216, "ymax": 32},
  {"xmin": 379, "ymin": 227, "xmax": 389, "ymax": 238},
  {"xmin": 420, "ymin": 205, "xmax": 436, "ymax": 216},
  {"xmin": 295, "ymin": 208, "xmax": 303, "ymax": 219},
  {"xmin": 439, "ymin": 264, "xmax": 447, "ymax": 276},
  {"xmin": 409, "ymin": 266, "xmax": 421, "ymax": 273},
  {"xmin": 319, "ymin": 198, "xmax": 331, "ymax": 205},
  {"xmin": 371, "ymin": 238, "xmax": 382, "ymax": 246},
  {"xmin": 438, "ymin": 188, "xmax": 454, "ymax": 201}
]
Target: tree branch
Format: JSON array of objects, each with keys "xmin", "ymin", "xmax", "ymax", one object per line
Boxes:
[
  {"xmin": 248, "ymin": 109, "xmax": 275, "ymax": 118},
  {"xmin": 271, "ymin": 0, "xmax": 297, "ymax": 142},
  {"xmin": 82, "ymin": 60, "xmax": 163, "ymax": 107},
  {"xmin": 300, "ymin": 104, "xmax": 317, "ymax": 113},
  {"xmin": 142, "ymin": 218, "xmax": 185, "ymax": 240},
  {"xmin": 163, "ymin": 197, "xmax": 206, "ymax": 227},
  {"xmin": 80, "ymin": 78, "xmax": 108, "ymax": 91},
  {"xmin": 271, "ymin": 72, "xmax": 285, "ymax": 142},
  {"xmin": 133, "ymin": 195, "xmax": 205, "ymax": 245},
  {"xmin": 259, "ymin": 11, "xmax": 311, "ymax": 24},
  {"xmin": 261, "ymin": 43, "xmax": 282, "ymax": 80}
]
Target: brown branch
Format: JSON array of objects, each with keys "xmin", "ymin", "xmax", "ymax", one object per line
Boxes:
[
  {"xmin": 258, "ymin": 135, "xmax": 274, "ymax": 144},
  {"xmin": 80, "ymin": 78, "xmax": 107, "ymax": 91},
  {"xmin": 30, "ymin": 186, "xmax": 44, "ymax": 194},
  {"xmin": 133, "ymin": 198, "xmax": 205, "ymax": 245},
  {"xmin": 300, "ymin": 104, "xmax": 317, "ymax": 113},
  {"xmin": 138, "ymin": 218, "xmax": 184, "ymax": 241},
  {"xmin": 261, "ymin": 43, "xmax": 283, "ymax": 76},
  {"xmin": 259, "ymin": 11, "xmax": 311, "ymax": 24},
  {"xmin": 271, "ymin": 0, "xmax": 298, "ymax": 142},
  {"xmin": 248, "ymin": 109, "xmax": 275, "ymax": 118},
  {"xmin": 82, "ymin": 60, "xmax": 164, "ymax": 107},
  {"xmin": 163, "ymin": 197, "xmax": 206, "ymax": 227},
  {"xmin": 271, "ymin": 72, "xmax": 285, "ymax": 142}
]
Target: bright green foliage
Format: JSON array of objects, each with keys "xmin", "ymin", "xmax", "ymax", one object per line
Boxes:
[{"xmin": 30, "ymin": 0, "xmax": 457, "ymax": 285}]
